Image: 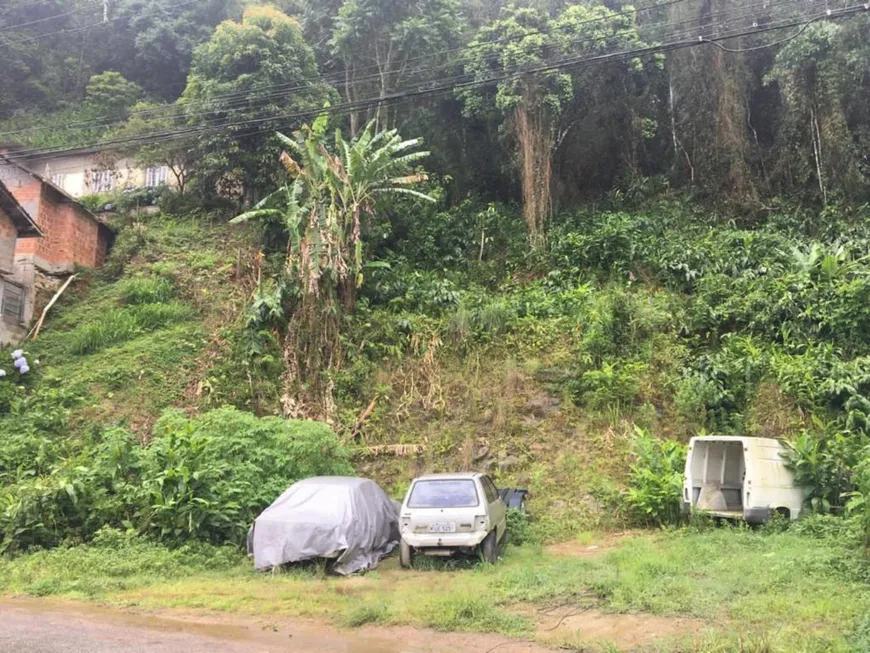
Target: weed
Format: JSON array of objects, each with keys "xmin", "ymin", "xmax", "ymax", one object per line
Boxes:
[
  {"xmin": 341, "ymin": 601, "xmax": 388, "ymax": 627},
  {"xmin": 422, "ymin": 594, "xmax": 528, "ymax": 635},
  {"xmin": 506, "ymin": 508, "xmax": 532, "ymax": 546},
  {"xmin": 623, "ymin": 427, "xmax": 686, "ymax": 526}
]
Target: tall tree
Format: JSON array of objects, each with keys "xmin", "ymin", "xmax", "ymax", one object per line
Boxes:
[
  {"xmin": 460, "ymin": 4, "xmax": 648, "ymax": 245},
  {"xmin": 182, "ymin": 6, "xmax": 336, "ymax": 201},
  {"xmin": 766, "ymin": 21, "xmax": 869, "ymax": 204},
  {"xmin": 101, "ymin": 0, "xmax": 240, "ymax": 100},
  {"xmin": 329, "ymin": 0, "xmax": 462, "ymax": 134}
]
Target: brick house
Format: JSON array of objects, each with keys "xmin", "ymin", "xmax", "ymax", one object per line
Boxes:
[
  {"xmin": 0, "ymin": 154, "xmax": 114, "ymax": 341},
  {"xmin": 0, "ymin": 178, "xmax": 41, "ymax": 344}
]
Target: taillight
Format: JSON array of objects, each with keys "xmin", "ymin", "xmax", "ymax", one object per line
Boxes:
[{"xmin": 474, "ymin": 515, "xmax": 488, "ymax": 530}]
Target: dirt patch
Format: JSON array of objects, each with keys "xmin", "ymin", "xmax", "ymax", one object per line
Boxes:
[
  {"xmin": 0, "ymin": 597, "xmax": 552, "ymax": 653},
  {"xmin": 535, "ymin": 606, "xmax": 704, "ymax": 650},
  {"xmin": 544, "ymin": 531, "xmax": 637, "ymax": 558}
]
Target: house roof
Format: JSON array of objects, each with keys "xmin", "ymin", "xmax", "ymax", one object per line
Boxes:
[
  {"xmin": 0, "ymin": 152, "xmax": 115, "ymax": 235},
  {"xmin": 0, "ymin": 178, "xmax": 41, "ymax": 238}
]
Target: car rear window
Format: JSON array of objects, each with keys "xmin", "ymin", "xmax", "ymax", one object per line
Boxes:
[{"xmin": 408, "ymin": 480, "xmax": 479, "ymax": 508}]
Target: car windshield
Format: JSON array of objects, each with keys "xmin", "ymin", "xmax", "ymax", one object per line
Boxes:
[{"xmin": 408, "ymin": 480, "xmax": 479, "ymax": 508}]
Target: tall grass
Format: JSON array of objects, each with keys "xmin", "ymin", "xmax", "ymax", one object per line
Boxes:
[
  {"xmin": 67, "ymin": 302, "xmax": 194, "ymax": 355},
  {"xmin": 117, "ymin": 275, "xmax": 176, "ymax": 305}
]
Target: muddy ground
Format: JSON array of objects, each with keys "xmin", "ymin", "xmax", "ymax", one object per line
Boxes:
[{"xmin": 0, "ymin": 598, "xmax": 548, "ymax": 653}]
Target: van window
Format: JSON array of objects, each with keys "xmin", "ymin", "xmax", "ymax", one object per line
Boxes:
[{"xmin": 408, "ymin": 480, "xmax": 479, "ymax": 508}]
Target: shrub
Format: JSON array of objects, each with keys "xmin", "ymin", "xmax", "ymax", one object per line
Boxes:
[
  {"xmin": 623, "ymin": 427, "xmax": 687, "ymax": 526},
  {"xmin": 845, "ymin": 447, "xmax": 870, "ymax": 547},
  {"xmin": 576, "ymin": 360, "xmax": 647, "ymax": 410},
  {"xmin": 505, "ymin": 508, "xmax": 531, "ymax": 546},
  {"xmin": 0, "ymin": 408, "xmax": 351, "ymax": 551},
  {"xmin": 784, "ymin": 423, "xmax": 866, "ymax": 513},
  {"xmin": 139, "ymin": 407, "xmax": 352, "ymax": 544}
]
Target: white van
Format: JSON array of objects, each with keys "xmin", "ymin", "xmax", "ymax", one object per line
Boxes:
[{"xmin": 683, "ymin": 436, "xmax": 807, "ymax": 524}]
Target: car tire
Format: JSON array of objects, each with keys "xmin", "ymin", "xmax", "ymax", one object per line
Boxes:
[
  {"xmin": 400, "ymin": 539, "xmax": 413, "ymax": 569},
  {"xmin": 481, "ymin": 529, "xmax": 498, "ymax": 564}
]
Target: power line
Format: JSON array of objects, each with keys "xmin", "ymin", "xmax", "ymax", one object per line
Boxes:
[
  {"xmin": 0, "ymin": 2, "xmax": 100, "ymax": 33},
  {"xmin": 701, "ymin": 4, "xmax": 867, "ymax": 51},
  {"xmin": 0, "ymin": 0, "xmax": 817, "ymax": 141},
  {"xmin": 2, "ymin": 6, "xmax": 849, "ymax": 163},
  {"xmin": 0, "ymin": 0, "xmax": 202, "ymax": 48},
  {"xmin": 0, "ymin": 0, "xmax": 692, "ymax": 135},
  {"xmin": 3, "ymin": 2, "xmax": 866, "ymax": 166}
]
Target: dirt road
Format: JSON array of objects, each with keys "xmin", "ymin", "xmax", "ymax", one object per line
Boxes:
[{"xmin": 0, "ymin": 598, "xmax": 548, "ymax": 653}]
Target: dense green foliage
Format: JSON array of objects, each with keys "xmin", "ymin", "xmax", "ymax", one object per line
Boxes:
[
  {"xmin": 0, "ymin": 406, "xmax": 350, "ymax": 552},
  {"xmin": 1, "ymin": 1, "xmax": 867, "ymax": 208},
  {"xmin": 625, "ymin": 427, "xmax": 686, "ymax": 526},
  {"xmin": 3, "ymin": 0, "xmax": 870, "ymax": 597},
  {"xmin": 182, "ymin": 7, "xmax": 336, "ymax": 197}
]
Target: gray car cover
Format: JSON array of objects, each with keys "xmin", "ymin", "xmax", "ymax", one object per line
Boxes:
[{"xmin": 248, "ymin": 476, "xmax": 399, "ymax": 575}]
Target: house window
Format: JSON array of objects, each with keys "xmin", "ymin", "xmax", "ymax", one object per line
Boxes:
[
  {"xmin": 50, "ymin": 173, "xmax": 67, "ymax": 189},
  {"xmin": 1, "ymin": 280, "xmax": 25, "ymax": 325},
  {"xmin": 145, "ymin": 166, "xmax": 168, "ymax": 188},
  {"xmin": 90, "ymin": 170, "xmax": 114, "ymax": 193}
]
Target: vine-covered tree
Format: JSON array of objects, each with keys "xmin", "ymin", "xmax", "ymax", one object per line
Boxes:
[
  {"xmin": 766, "ymin": 22, "xmax": 869, "ymax": 203},
  {"xmin": 460, "ymin": 4, "xmax": 648, "ymax": 245}
]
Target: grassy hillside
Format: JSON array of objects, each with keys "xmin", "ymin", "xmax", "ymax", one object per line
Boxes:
[
  {"xmin": 16, "ymin": 214, "xmax": 250, "ymax": 433},
  {"xmin": 5, "ymin": 197, "xmax": 870, "ymax": 545},
  {"xmin": 3, "ymin": 198, "xmax": 870, "ymax": 650}
]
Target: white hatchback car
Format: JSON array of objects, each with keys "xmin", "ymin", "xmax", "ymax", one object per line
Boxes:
[{"xmin": 399, "ymin": 472, "xmax": 507, "ymax": 566}]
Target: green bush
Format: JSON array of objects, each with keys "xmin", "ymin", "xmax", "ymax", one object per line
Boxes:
[
  {"xmin": 0, "ymin": 408, "xmax": 351, "ymax": 552},
  {"xmin": 505, "ymin": 508, "xmax": 531, "ymax": 546},
  {"xmin": 139, "ymin": 407, "xmax": 352, "ymax": 544},
  {"xmin": 845, "ymin": 447, "xmax": 870, "ymax": 547},
  {"xmin": 576, "ymin": 360, "xmax": 647, "ymax": 410},
  {"xmin": 784, "ymin": 424, "xmax": 866, "ymax": 514},
  {"xmin": 623, "ymin": 427, "xmax": 687, "ymax": 526}
]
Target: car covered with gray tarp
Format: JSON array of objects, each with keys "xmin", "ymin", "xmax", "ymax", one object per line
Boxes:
[{"xmin": 247, "ymin": 476, "xmax": 399, "ymax": 575}]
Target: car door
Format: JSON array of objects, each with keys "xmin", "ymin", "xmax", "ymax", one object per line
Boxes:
[{"xmin": 482, "ymin": 476, "xmax": 507, "ymax": 541}]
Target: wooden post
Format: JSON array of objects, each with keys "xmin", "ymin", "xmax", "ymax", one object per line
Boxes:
[{"xmin": 27, "ymin": 274, "xmax": 77, "ymax": 341}]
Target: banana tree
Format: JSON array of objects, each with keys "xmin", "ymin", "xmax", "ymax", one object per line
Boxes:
[{"xmin": 232, "ymin": 116, "xmax": 433, "ymax": 419}]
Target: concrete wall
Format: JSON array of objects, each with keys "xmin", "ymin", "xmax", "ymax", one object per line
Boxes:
[
  {"xmin": 0, "ymin": 208, "xmax": 16, "ymax": 274},
  {"xmin": 29, "ymin": 153, "xmax": 177, "ymax": 198},
  {"xmin": 0, "ymin": 207, "xmax": 28, "ymax": 344}
]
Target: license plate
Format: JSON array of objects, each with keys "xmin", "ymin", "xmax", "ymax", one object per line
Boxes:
[{"xmin": 429, "ymin": 522, "xmax": 456, "ymax": 533}]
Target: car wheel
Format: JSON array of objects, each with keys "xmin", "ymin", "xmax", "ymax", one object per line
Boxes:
[
  {"xmin": 400, "ymin": 539, "xmax": 413, "ymax": 569},
  {"xmin": 481, "ymin": 529, "xmax": 498, "ymax": 564}
]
